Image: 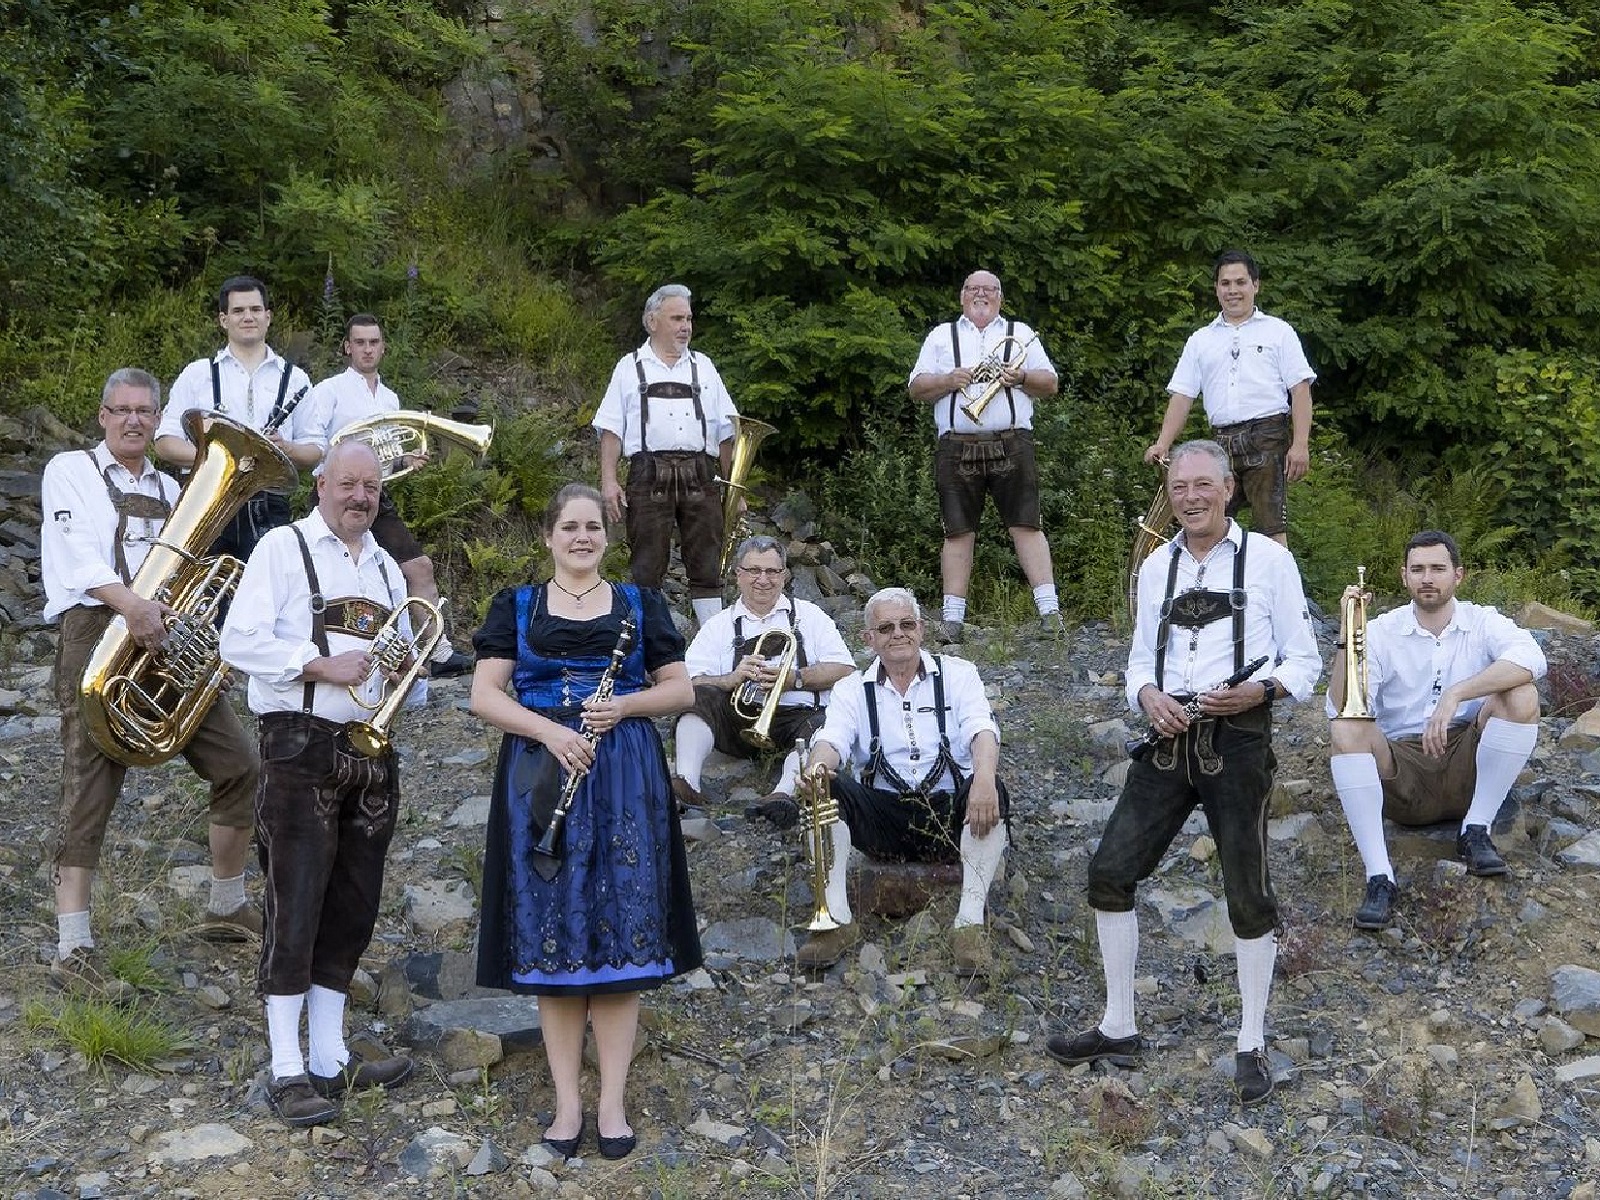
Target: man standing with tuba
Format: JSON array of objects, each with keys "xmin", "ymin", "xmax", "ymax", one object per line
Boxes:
[
  {"xmin": 594, "ymin": 283, "xmax": 739, "ymax": 628},
  {"xmin": 909, "ymin": 269, "xmax": 1063, "ymax": 641},
  {"xmin": 1327, "ymin": 531, "xmax": 1544, "ymax": 931},
  {"xmin": 40, "ymin": 369, "xmax": 262, "ymax": 999},
  {"xmin": 1145, "ymin": 250, "xmax": 1315, "ymax": 548},
  {"xmin": 670, "ymin": 536, "xmax": 855, "ymax": 822},
  {"xmin": 1046, "ymin": 440, "xmax": 1320, "ymax": 1106},
  {"xmin": 219, "ymin": 440, "xmax": 418, "ymax": 1128},
  {"xmin": 304, "ymin": 313, "xmax": 473, "ymax": 678},
  {"xmin": 154, "ymin": 275, "xmax": 325, "ymax": 561}
]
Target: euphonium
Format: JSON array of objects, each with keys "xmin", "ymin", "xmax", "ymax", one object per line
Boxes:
[
  {"xmin": 330, "ymin": 412, "xmax": 494, "ymax": 483},
  {"xmin": 80, "ymin": 411, "xmax": 298, "ymax": 767},
  {"xmin": 732, "ymin": 628, "xmax": 798, "ymax": 751},
  {"xmin": 1336, "ymin": 566, "xmax": 1376, "ymax": 720},
  {"xmin": 1124, "ymin": 463, "xmax": 1175, "ymax": 624},
  {"xmin": 959, "ymin": 333, "xmax": 1039, "ymax": 424},
  {"xmin": 796, "ymin": 745, "xmax": 842, "ymax": 933},
  {"xmin": 346, "ymin": 597, "xmax": 448, "ymax": 757},
  {"xmin": 717, "ymin": 415, "xmax": 777, "ymax": 573}
]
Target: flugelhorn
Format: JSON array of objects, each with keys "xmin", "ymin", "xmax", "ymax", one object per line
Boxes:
[
  {"xmin": 959, "ymin": 334, "xmax": 1038, "ymax": 424},
  {"xmin": 331, "ymin": 411, "xmax": 494, "ymax": 483},
  {"xmin": 732, "ymin": 628, "xmax": 798, "ymax": 751},
  {"xmin": 1335, "ymin": 567, "xmax": 1375, "ymax": 720},
  {"xmin": 1124, "ymin": 461, "xmax": 1175, "ymax": 624},
  {"xmin": 716, "ymin": 414, "xmax": 776, "ymax": 574},
  {"xmin": 796, "ymin": 744, "xmax": 842, "ymax": 933},
  {"xmin": 346, "ymin": 597, "xmax": 447, "ymax": 757}
]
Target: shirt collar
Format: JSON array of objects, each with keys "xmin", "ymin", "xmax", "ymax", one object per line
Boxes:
[
  {"xmin": 1207, "ymin": 308, "xmax": 1268, "ymax": 330},
  {"xmin": 214, "ymin": 344, "xmax": 286, "ymax": 371},
  {"xmin": 339, "ymin": 365, "xmax": 383, "ymax": 391},
  {"xmin": 731, "ymin": 594, "xmax": 793, "ymax": 621},
  {"xmin": 90, "ymin": 440, "xmax": 158, "ymax": 483},
  {"xmin": 1174, "ymin": 519, "xmax": 1246, "ymax": 558},
  {"xmin": 864, "ymin": 649, "xmax": 936, "ymax": 685},
  {"xmin": 636, "ymin": 340, "xmax": 692, "ymax": 370},
  {"xmin": 1398, "ymin": 599, "xmax": 1462, "ymax": 636},
  {"xmin": 304, "ymin": 505, "xmax": 379, "ymax": 558},
  {"xmin": 957, "ymin": 314, "xmax": 1005, "ymax": 335}
]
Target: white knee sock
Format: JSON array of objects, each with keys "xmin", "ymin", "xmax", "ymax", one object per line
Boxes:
[
  {"xmin": 1032, "ymin": 584, "xmax": 1060, "ymax": 616},
  {"xmin": 1462, "ymin": 717, "xmax": 1538, "ymax": 831},
  {"xmin": 306, "ymin": 984, "xmax": 349, "ymax": 1078},
  {"xmin": 942, "ymin": 595, "xmax": 967, "ymax": 624},
  {"xmin": 674, "ymin": 715, "xmax": 714, "ymax": 789},
  {"xmin": 208, "ymin": 871, "xmax": 247, "ymax": 916},
  {"xmin": 821, "ymin": 821, "xmax": 853, "ymax": 925},
  {"xmin": 58, "ymin": 910, "xmax": 93, "ymax": 959},
  {"xmin": 1235, "ymin": 932, "xmax": 1277, "ymax": 1052},
  {"xmin": 1095, "ymin": 908, "xmax": 1139, "ymax": 1039},
  {"xmin": 266, "ymin": 992, "xmax": 308, "ymax": 1080},
  {"xmin": 774, "ymin": 749, "xmax": 801, "ymax": 796},
  {"xmin": 1332, "ymin": 753, "xmax": 1393, "ymax": 881},
  {"xmin": 691, "ymin": 597, "xmax": 724, "ymax": 626},
  {"xmin": 955, "ymin": 824, "xmax": 1007, "ymax": 927}
]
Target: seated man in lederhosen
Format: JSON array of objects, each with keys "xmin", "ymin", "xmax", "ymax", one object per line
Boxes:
[
  {"xmin": 593, "ymin": 283, "xmax": 739, "ymax": 629},
  {"xmin": 670, "ymin": 535, "xmax": 854, "ymax": 823},
  {"xmin": 795, "ymin": 588, "xmax": 1008, "ymax": 978}
]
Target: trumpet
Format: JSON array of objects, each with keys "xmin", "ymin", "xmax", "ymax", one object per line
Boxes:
[
  {"xmin": 346, "ymin": 597, "xmax": 447, "ymax": 758},
  {"xmin": 1335, "ymin": 567, "xmax": 1375, "ymax": 720},
  {"xmin": 732, "ymin": 628, "xmax": 798, "ymax": 751},
  {"xmin": 796, "ymin": 745, "xmax": 842, "ymax": 933},
  {"xmin": 960, "ymin": 334, "xmax": 1038, "ymax": 424}
]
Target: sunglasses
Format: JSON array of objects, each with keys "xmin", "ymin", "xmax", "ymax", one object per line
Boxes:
[{"xmin": 872, "ymin": 619, "xmax": 920, "ymax": 635}]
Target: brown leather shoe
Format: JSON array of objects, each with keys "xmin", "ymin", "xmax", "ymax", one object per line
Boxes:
[
  {"xmin": 309, "ymin": 1049, "xmax": 416, "ymax": 1098},
  {"xmin": 950, "ymin": 925, "xmax": 993, "ymax": 977},
  {"xmin": 268, "ymin": 1074, "xmax": 339, "ymax": 1127},
  {"xmin": 194, "ymin": 901, "xmax": 264, "ymax": 942},
  {"xmin": 795, "ymin": 922, "xmax": 864, "ymax": 970},
  {"xmin": 49, "ymin": 946, "xmax": 136, "ymax": 1001},
  {"xmin": 671, "ymin": 775, "xmax": 708, "ymax": 811}
]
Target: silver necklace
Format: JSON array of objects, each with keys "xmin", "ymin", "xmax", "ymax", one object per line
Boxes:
[{"xmin": 552, "ymin": 578, "xmax": 605, "ymax": 607}]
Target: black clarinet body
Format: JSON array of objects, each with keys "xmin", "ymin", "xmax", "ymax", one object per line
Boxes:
[{"xmin": 1125, "ymin": 655, "xmax": 1271, "ymax": 761}]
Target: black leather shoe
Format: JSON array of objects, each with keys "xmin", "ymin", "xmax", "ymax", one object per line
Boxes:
[
  {"xmin": 1044, "ymin": 1026, "xmax": 1143, "ymax": 1067},
  {"xmin": 1353, "ymin": 874, "xmax": 1398, "ymax": 930},
  {"xmin": 309, "ymin": 1050, "xmax": 415, "ymax": 1098},
  {"xmin": 744, "ymin": 793, "xmax": 800, "ymax": 829},
  {"xmin": 1457, "ymin": 825, "xmax": 1509, "ymax": 877},
  {"xmin": 598, "ymin": 1130, "xmax": 637, "ymax": 1159},
  {"xmin": 542, "ymin": 1116, "xmax": 587, "ymax": 1159},
  {"xmin": 430, "ymin": 650, "xmax": 475, "ymax": 679},
  {"xmin": 1235, "ymin": 1047, "xmax": 1275, "ymax": 1106}
]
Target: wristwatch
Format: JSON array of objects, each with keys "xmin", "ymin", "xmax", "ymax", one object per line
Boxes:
[{"xmin": 1260, "ymin": 678, "xmax": 1281, "ymax": 705}]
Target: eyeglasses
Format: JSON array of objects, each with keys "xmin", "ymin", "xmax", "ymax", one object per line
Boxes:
[
  {"xmin": 737, "ymin": 566, "xmax": 786, "ymax": 579},
  {"xmin": 102, "ymin": 405, "xmax": 158, "ymax": 420},
  {"xmin": 962, "ymin": 286, "xmax": 1000, "ymax": 296},
  {"xmin": 872, "ymin": 619, "xmax": 920, "ymax": 635}
]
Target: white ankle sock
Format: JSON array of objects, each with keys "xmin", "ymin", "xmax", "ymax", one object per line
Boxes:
[
  {"xmin": 673, "ymin": 715, "xmax": 714, "ymax": 789},
  {"xmin": 1235, "ymin": 932, "xmax": 1277, "ymax": 1052},
  {"xmin": 266, "ymin": 993, "xmax": 308, "ymax": 1080},
  {"xmin": 955, "ymin": 824, "xmax": 1007, "ymax": 927},
  {"xmin": 306, "ymin": 984, "xmax": 349, "ymax": 1078},
  {"xmin": 691, "ymin": 597, "xmax": 724, "ymax": 626},
  {"xmin": 1331, "ymin": 753, "xmax": 1393, "ymax": 881},
  {"xmin": 942, "ymin": 595, "xmax": 967, "ymax": 624},
  {"xmin": 58, "ymin": 910, "xmax": 92, "ymax": 960},
  {"xmin": 1032, "ymin": 584, "xmax": 1060, "ymax": 616},
  {"xmin": 208, "ymin": 872, "xmax": 247, "ymax": 916},
  {"xmin": 1462, "ymin": 717, "xmax": 1538, "ymax": 830},
  {"xmin": 1095, "ymin": 908, "xmax": 1139, "ymax": 1039}
]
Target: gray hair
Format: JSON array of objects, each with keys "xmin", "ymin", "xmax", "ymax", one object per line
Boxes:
[
  {"xmin": 864, "ymin": 587, "xmax": 921, "ymax": 627},
  {"xmin": 642, "ymin": 283, "xmax": 692, "ymax": 331},
  {"xmin": 734, "ymin": 535, "xmax": 786, "ymax": 569},
  {"xmin": 102, "ymin": 368, "xmax": 161, "ymax": 407},
  {"xmin": 1169, "ymin": 438, "xmax": 1233, "ymax": 480}
]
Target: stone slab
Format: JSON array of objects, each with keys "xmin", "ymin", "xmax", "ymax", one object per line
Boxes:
[{"xmin": 403, "ymin": 995, "xmax": 543, "ymax": 1050}]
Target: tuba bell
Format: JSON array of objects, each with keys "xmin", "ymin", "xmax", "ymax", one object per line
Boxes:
[
  {"xmin": 1335, "ymin": 566, "xmax": 1375, "ymax": 720},
  {"xmin": 346, "ymin": 597, "xmax": 448, "ymax": 757},
  {"xmin": 731, "ymin": 628, "xmax": 798, "ymax": 751},
  {"xmin": 1124, "ymin": 461, "xmax": 1175, "ymax": 624},
  {"xmin": 330, "ymin": 412, "xmax": 494, "ymax": 484},
  {"xmin": 795, "ymin": 745, "xmax": 842, "ymax": 933},
  {"xmin": 717, "ymin": 414, "xmax": 776, "ymax": 573},
  {"xmin": 80, "ymin": 411, "xmax": 298, "ymax": 766}
]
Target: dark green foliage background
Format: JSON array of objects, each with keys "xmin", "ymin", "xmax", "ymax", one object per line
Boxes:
[{"xmin": 5, "ymin": 0, "xmax": 1599, "ymax": 619}]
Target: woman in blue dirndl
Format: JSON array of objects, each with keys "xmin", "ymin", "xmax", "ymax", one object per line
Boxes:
[{"xmin": 470, "ymin": 483, "xmax": 700, "ymax": 1160}]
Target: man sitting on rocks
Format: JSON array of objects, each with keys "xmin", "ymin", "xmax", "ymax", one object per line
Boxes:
[
  {"xmin": 794, "ymin": 587, "xmax": 1007, "ymax": 976},
  {"xmin": 671, "ymin": 535, "xmax": 854, "ymax": 824},
  {"xmin": 1328, "ymin": 529, "xmax": 1545, "ymax": 931}
]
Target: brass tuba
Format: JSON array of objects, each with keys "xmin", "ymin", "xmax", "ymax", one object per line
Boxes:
[
  {"xmin": 346, "ymin": 597, "xmax": 448, "ymax": 757},
  {"xmin": 796, "ymin": 745, "xmax": 842, "ymax": 933},
  {"xmin": 1335, "ymin": 566, "xmax": 1375, "ymax": 720},
  {"xmin": 330, "ymin": 412, "xmax": 494, "ymax": 483},
  {"xmin": 717, "ymin": 414, "xmax": 776, "ymax": 573},
  {"xmin": 731, "ymin": 628, "xmax": 798, "ymax": 751},
  {"xmin": 80, "ymin": 411, "xmax": 298, "ymax": 766},
  {"xmin": 959, "ymin": 333, "xmax": 1039, "ymax": 424},
  {"xmin": 1124, "ymin": 463, "xmax": 1175, "ymax": 624}
]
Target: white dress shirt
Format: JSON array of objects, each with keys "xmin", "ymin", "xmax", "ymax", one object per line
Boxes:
[
  {"xmin": 220, "ymin": 509, "xmax": 414, "ymax": 722},
  {"xmin": 305, "ymin": 366, "xmax": 400, "ymax": 446},
  {"xmin": 685, "ymin": 596, "xmax": 855, "ymax": 709},
  {"xmin": 1326, "ymin": 599, "xmax": 1548, "ymax": 739},
  {"xmin": 39, "ymin": 444, "xmax": 179, "ymax": 621},
  {"xmin": 159, "ymin": 346, "xmax": 320, "ymax": 446},
  {"xmin": 815, "ymin": 651, "xmax": 999, "ymax": 793},
  {"xmin": 591, "ymin": 342, "xmax": 738, "ymax": 456},
  {"xmin": 909, "ymin": 315, "xmax": 1057, "ymax": 435},
  {"xmin": 1126, "ymin": 520, "xmax": 1322, "ymax": 708},
  {"xmin": 1166, "ymin": 309, "xmax": 1316, "ymax": 427}
]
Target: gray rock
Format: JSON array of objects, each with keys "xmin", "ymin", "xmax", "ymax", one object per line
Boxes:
[
  {"xmin": 399, "ymin": 1126, "xmax": 474, "ymax": 1178},
  {"xmin": 1146, "ymin": 885, "xmax": 1233, "ymax": 953},
  {"xmin": 1555, "ymin": 830, "xmax": 1600, "ymax": 868},
  {"xmin": 404, "ymin": 996, "xmax": 542, "ymax": 1049},
  {"xmin": 688, "ymin": 1109, "xmax": 747, "ymax": 1147},
  {"xmin": 465, "ymin": 1136, "xmax": 510, "ymax": 1176},
  {"xmin": 144, "ymin": 1124, "xmax": 254, "ymax": 1165},
  {"xmin": 700, "ymin": 917, "xmax": 795, "ymax": 963},
  {"xmin": 445, "ymin": 796, "xmax": 490, "ymax": 826},
  {"xmin": 1553, "ymin": 1055, "xmax": 1600, "ymax": 1082},
  {"xmin": 1552, "ymin": 964, "xmax": 1600, "ymax": 1036},
  {"xmin": 1539, "ymin": 1016, "xmax": 1587, "ymax": 1055},
  {"xmin": 437, "ymin": 1027, "xmax": 504, "ymax": 1071},
  {"xmin": 403, "ymin": 879, "xmax": 477, "ymax": 933}
]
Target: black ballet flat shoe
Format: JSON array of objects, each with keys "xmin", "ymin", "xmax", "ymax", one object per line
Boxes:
[
  {"xmin": 542, "ymin": 1116, "xmax": 587, "ymax": 1159},
  {"xmin": 598, "ymin": 1130, "xmax": 638, "ymax": 1160}
]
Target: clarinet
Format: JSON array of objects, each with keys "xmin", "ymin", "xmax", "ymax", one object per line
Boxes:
[
  {"xmin": 262, "ymin": 383, "xmax": 309, "ymax": 437},
  {"xmin": 531, "ymin": 615, "xmax": 638, "ymax": 874},
  {"xmin": 1125, "ymin": 655, "xmax": 1271, "ymax": 761}
]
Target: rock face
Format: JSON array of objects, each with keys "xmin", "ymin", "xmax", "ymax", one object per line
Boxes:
[{"xmin": 1551, "ymin": 964, "xmax": 1600, "ymax": 1036}]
